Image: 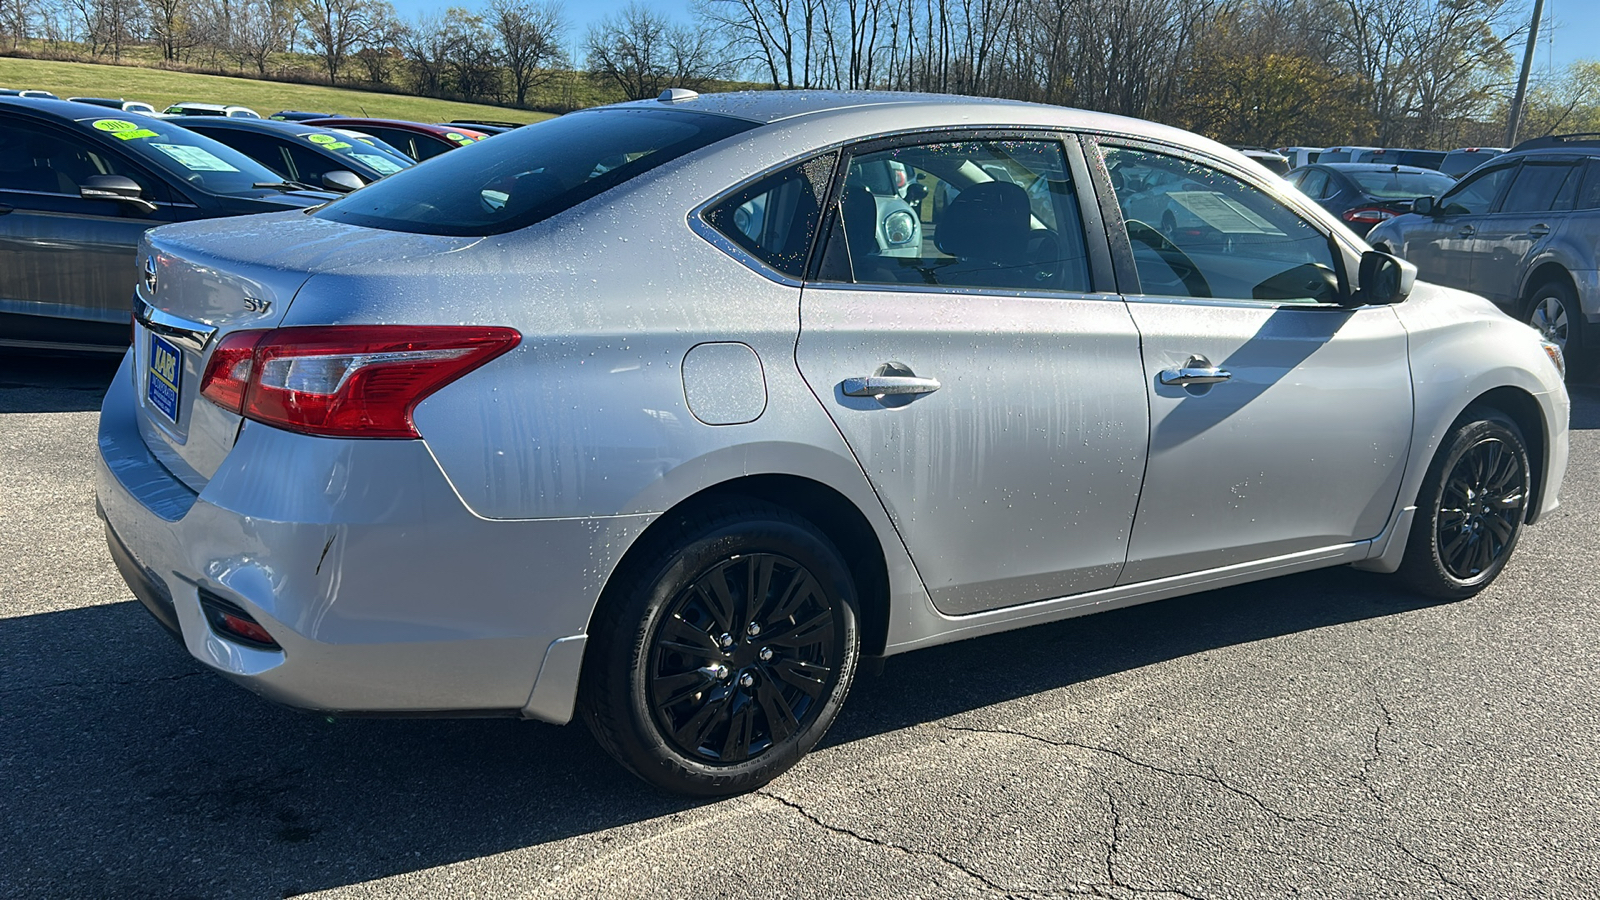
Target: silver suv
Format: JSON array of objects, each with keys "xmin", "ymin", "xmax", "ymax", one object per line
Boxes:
[{"xmin": 1367, "ymin": 134, "xmax": 1600, "ymax": 376}]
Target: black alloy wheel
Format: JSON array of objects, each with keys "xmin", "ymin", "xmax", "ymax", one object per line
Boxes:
[
  {"xmin": 1400, "ymin": 411, "xmax": 1531, "ymax": 600},
  {"xmin": 582, "ymin": 501, "xmax": 859, "ymax": 796},
  {"xmin": 648, "ymin": 552, "xmax": 840, "ymax": 764}
]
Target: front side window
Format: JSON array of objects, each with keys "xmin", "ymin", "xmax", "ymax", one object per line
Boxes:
[
  {"xmin": 702, "ymin": 153, "xmax": 836, "ymax": 279},
  {"xmin": 1439, "ymin": 165, "xmax": 1514, "ymax": 215},
  {"xmin": 1102, "ymin": 146, "xmax": 1340, "ymax": 304},
  {"xmin": 315, "ymin": 109, "xmax": 756, "ymax": 236},
  {"xmin": 819, "ymin": 138, "xmax": 1092, "ymax": 293},
  {"xmin": 0, "ymin": 118, "xmax": 170, "ymax": 203}
]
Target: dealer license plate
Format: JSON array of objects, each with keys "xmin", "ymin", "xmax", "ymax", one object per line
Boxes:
[{"xmin": 147, "ymin": 333, "xmax": 182, "ymax": 423}]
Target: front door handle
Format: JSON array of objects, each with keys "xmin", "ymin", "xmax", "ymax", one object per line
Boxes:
[
  {"xmin": 1160, "ymin": 356, "xmax": 1232, "ymax": 386},
  {"xmin": 0, "ymin": 203, "xmax": 13, "ymax": 215},
  {"xmin": 1528, "ymin": 223, "xmax": 1551, "ymax": 237},
  {"xmin": 842, "ymin": 374, "xmax": 942, "ymax": 397},
  {"xmin": 1458, "ymin": 224, "xmax": 1476, "ymax": 237}
]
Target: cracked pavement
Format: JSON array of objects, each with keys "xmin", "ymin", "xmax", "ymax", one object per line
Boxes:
[{"xmin": 3, "ymin": 354, "xmax": 1599, "ymax": 900}]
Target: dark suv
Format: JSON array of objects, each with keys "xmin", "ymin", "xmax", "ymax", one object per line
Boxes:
[{"xmin": 1366, "ymin": 133, "xmax": 1600, "ymax": 376}]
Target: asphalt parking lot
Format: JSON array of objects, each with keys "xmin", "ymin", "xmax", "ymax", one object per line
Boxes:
[{"xmin": 3, "ymin": 352, "xmax": 1598, "ymax": 900}]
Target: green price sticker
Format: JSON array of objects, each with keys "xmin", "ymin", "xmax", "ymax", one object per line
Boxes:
[
  {"xmin": 446, "ymin": 132, "xmax": 467, "ymax": 142},
  {"xmin": 110, "ymin": 128, "xmax": 160, "ymax": 141},
  {"xmin": 92, "ymin": 119, "xmax": 139, "ymax": 132},
  {"xmin": 306, "ymin": 133, "xmax": 337, "ymax": 144}
]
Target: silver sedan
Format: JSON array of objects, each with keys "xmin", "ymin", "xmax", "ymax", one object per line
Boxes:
[{"xmin": 98, "ymin": 91, "xmax": 1570, "ymax": 796}]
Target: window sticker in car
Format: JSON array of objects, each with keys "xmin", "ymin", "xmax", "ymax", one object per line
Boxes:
[
  {"xmin": 350, "ymin": 152, "xmax": 404, "ymax": 175},
  {"xmin": 91, "ymin": 119, "xmax": 159, "ymax": 141},
  {"xmin": 445, "ymin": 132, "xmax": 473, "ymax": 145},
  {"xmin": 150, "ymin": 144, "xmax": 241, "ymax": 172},
  {"xmin": 305, "ymin": 134, "xmax": 353, "ymax": 150},
  {"xmin": 1166, "ymin": 191, "xmax": 1282, "ymax": 235}
]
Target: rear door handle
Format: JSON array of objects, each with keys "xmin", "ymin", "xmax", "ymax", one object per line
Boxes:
[
  {"xmin": 842, "ymin": 375, "xmax": 942, "ymax": 397},
  {"xmin": 1160, "ymin": 356, "xmax": 1231, "ymax": 386},
  {"xmin": 1528, "ymin": 224, "xmax": 1550, "ymax": 237}
]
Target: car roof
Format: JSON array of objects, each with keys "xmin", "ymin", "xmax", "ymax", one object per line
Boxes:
[
  {"xmin": 173, "ymin": 116, "xmax": 320, "ymax": 134},
  {"xmin": 304, "ymin": 117, "xmax": 486, "ymax": 137},
  {"xmin": 602, "ymin": 90, "xmax": 1238, "ymax": 160},
  {"xmin": 1, "ymin": 96, "xmax": 147, "ymax": 119},
  {"xmin": 1315, "ymin": 162, "xmax": 1443, "ymax": 174}
]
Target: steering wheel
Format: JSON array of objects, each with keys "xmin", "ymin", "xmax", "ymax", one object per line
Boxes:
[{"xmin": 1125, "ymin": 219, "xmax": 1212, "ymax": 298}]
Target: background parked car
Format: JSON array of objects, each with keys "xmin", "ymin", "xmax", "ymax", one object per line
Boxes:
[
  {"xmin": 1231, "ymin": 146, "xmax": 1291, "ymax": 176},
  {"xmin": 1316, "ymin": 145, "xmax": 1380, "ymax": 163},
  {"xmin": 164, "ymin": 102, "xmax": 260, "ymax": 119},
  {"xmin": 301, "ymin": 117, "xmax": 487, "ymax": 160},
  {"xmin": 172, "ymin": 117, "xmax": 413, "ymax": 191},
  {"xmin": 1366, "ymin": 133, "xmax": 1600, "ymax": 375},
  {"xmin": 1439, "ymin": 147, "xmax": 1506, "ymax": 178},
  {"xmin": 1284, "ymin": 162, "xmax": 1456, "ymax": 235},
  {"xmin": 1275, "ymin": 146, "xmax": 1323, "ymax": 168},
  {"xmin": 1, "ymin": 88, "xmax": 59, "ymax": 98},
  {"xmin": 0, "ymin": 97, "xmax": 335, "ymax": 352},
  {"xmin": 1354, "ymin": 148, "xmax": 1447, "ymax": 171},
  {"xmin": 69, "ymin": 97, "xmax": 162, "ymax": 116},
  {"xmin": 270, "ymin": 110, "xmax": 338, "ymax": 121}
]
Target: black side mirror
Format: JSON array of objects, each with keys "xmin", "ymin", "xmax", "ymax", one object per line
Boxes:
[
  {"xmin": 1355, "ymin": 249, "xmax": 1416, "ymax": 306},
  {"xmin": 320, "ymin": 170, "xmax": 364, "ymax": 193},
  {"xmin": 1412, "ymin": 195, "xmax": 1436, "ymax": 216},
  {"xmin": 81, "ymin": 175, "xmax": 156, "ymax": 213}
]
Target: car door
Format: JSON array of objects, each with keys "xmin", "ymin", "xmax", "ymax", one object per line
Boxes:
[
  {"xmin": 1467, "ymin": 158, "xmax": 1580, "ymax": 307},
  {"xmin": 0, "ymin": 116, "xmax": 189, "ymax": 345},
  {"xmin": 1091, "ymin": 139, "xmax": 1412, "ymax": 583},
  {"xmin": 1405, "ymin": 162, "xmax": 1516, "ymax": 290},
  {"xmin": 794, "ymin": 133, "xmax": 1150, "ymax": 615}
]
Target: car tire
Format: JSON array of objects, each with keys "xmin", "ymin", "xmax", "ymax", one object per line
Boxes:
[
  {"xmin": 1398, "ymin": 410, "xmax": 1531, "ymax": 601},
  {"xmin": 580, "ymin": 501, "xmax": 860, "ymax": 797},
  {"xmin": 1525, "ymin": 279, "xmax": 1590, "ymax": 379}
]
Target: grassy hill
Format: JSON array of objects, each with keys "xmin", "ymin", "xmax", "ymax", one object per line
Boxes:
[{"xmin": 0, "ymin": 57, "xmax": 557, "ymax": 124}]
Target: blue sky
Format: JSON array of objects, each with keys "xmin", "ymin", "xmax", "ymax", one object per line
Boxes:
[{"xmin": 386, "ymin": 0, "xmax": 1597, "ymax": 74}]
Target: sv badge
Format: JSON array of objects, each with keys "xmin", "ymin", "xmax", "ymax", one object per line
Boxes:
[{"xmin": 243, "ymin": 297, "xmax": 272, "ymax": 314}]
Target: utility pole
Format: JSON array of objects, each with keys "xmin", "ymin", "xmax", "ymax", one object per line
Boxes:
[{"xmin": 1505, "ymin": 0, "xmax": 1548, "ymax": 147}]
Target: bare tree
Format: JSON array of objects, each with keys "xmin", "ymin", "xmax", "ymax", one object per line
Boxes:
[
  {"xmin": 300, "ymin": 0, "xmax": 391, "ymax": 84},
  {"xmin": 586, "ymin": 3, "xmax": 721, "ymax": 100},
  {"xmin": 1, "ymin": 0, "xmax": 38, "ymax": 50},
  {"xmin": 230, "ymin": 0, "xmax": 294, "ymax": 74},
  {"xmin": 490, "ymin": 0, "xmax": 566, "ymax": 107}
]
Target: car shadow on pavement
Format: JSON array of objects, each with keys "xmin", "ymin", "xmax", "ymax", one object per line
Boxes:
[
  {"xmin": 0, "ymin": 351, "xmax": 122, "ymax": 413},
  {"xmin": 1, "ymin": 565, "xmax": 1442, "ymax": 898}
]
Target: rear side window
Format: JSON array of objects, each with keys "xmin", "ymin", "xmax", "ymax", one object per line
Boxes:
[
  {"xmin": 316, "ymin": 110, "xmax": 756, "ymax": 236},
  {"xmin": 1501, "ymin": 162, "xmax": 1580, "ymax": 213},
  {"xmin": 1578, "ymin": 160, "xmax": 1600, "ymax": 210},
  {"xmin": 702, "ymin": 153, "xmax": 836, "ymax": 279}
]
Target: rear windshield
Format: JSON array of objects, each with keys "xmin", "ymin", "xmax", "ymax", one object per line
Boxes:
[
  {"xmin": 314, "ymin": 109, "xmax": 757, "ymax": 236},
  {"xmin": 73, "ymin": 114, "xmax": 286, "ymax": 196},
  {"xmin": 1440, "ymin": 151, "xmax": 1500, "ymax": 177},
  {"xmin": 1347, "ymin": 169, "xmax": 1457, "ymax": 200}
]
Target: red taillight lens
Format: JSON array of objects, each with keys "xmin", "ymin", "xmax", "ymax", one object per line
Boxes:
[
  {"xmin": 1343, "ymin": 207, "xmax": 1398, "ymax": 225},
  {"xmin": 200, "ymin": 325, "xmax": 520, "ymax": 438},
  {"xmin": 200, "ymin": 330, "xmax": 266, "ymax": 413}
]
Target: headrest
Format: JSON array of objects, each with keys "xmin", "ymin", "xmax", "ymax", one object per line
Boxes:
[{"xmin": 934, "ymin": 181, "xmax": 1030, "ymax": 263}]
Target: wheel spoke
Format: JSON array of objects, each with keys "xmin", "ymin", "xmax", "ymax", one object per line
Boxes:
[
  {"xmin": 772, "ymin": 657, "xmax": 831, "ymax": 699},
  {"xmin": 673, "ymin": 683, "xmax": 734, "ymax": 750},
  {"xmin": 765, "ymin": 610, "xmax": 835, "ymax": 649},
  {"xmin": 651, "ymin": 668, "xmax": 712, "ymax": 710},
  {"xmin": 657, "ymin": 616, "xmax": 720, "ymax": 656},
  {"xmin": 720, "ymin": 698, "xmax": 756, "ymax": 761},
  {"xmin": 763, "ymin": 569, "xmax": 818, "ymax": 627},
  {"xmin": 754, "ymin": 676, "xmax": 800, "ymax": 742},
  {"xmin": 701, "ymin": 572, "xmax": 737, "ymax": 633},
  {"xmin": 746, "ymin": 555, "xmax": 778, "ymax": 625}
]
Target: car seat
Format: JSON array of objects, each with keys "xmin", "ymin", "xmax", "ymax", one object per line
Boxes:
[{"xmin": 933, "ymin": 181, "xmax": 1034, "ymax": 287}]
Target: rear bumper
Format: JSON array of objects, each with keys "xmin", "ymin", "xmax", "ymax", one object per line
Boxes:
[{"xmin": 95, "ymin": 352, "xmax": 653, "ymax": 722}]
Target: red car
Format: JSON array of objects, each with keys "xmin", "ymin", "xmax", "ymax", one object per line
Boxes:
[{"xmin": 301, "ymin": 118, "xmax": 488, "ymax": 161}]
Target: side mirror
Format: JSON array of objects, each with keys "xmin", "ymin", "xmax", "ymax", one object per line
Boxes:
[
  {"xmin": 1412, "ymin": 195, "xmax": 1435, "ymax": 216},
  {"xmin": 1355, "ymin": 250, "xmax": 1416, "ymax": 306},
  {"xmin": 320, "ymin": 170, "xmax": 365, "ymax": 193},
  {"xmin": 81, "ymin": 175, "xmax": 156, "ymax": 213}
]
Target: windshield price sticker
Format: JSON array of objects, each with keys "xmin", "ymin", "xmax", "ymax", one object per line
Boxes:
[
  {"xmin": 92, "ymin": 119, "xmax": 159, "ymax": 140},
  {"xmin": 152, "ymin": 144, "xmax": 241, "ymax": 172},
  {"xmin": 306, "ymin": 134, "xmax": 337, "ymax": 145}
]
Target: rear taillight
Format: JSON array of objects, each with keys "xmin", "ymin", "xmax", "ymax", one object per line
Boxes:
[
  {"xmin": 200, "ymin": 325, "xmax": 520, "ymax": 438},
  {"xmin": 1343, "ymin": 207, "xmax": 1399, "ymax": 225}
]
